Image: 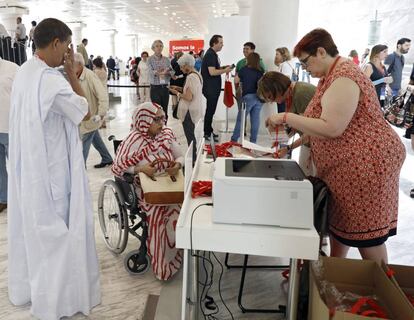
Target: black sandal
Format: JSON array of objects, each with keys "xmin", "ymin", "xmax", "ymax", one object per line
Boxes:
[{"xmin": 410, "ymin": 188, "xmax": 414, "ymax": 198}]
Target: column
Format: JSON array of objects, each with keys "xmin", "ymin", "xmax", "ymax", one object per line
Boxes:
[
  {"xmin": 66, "ymin": 22, "xmax": 86, "ymax": 49},
  {"xmin": 0, "ymin": 5, "xmax": 29, "ymax": 37},
  {"xmin": 129, "ymin": 34, "xmax": 138, "ymax": 56},
  {"xmin": 0, "ymin": 6, "xmax": 29, "ymax": 64},
  {"xmin": 249, "ymin": 0, "xmax": 300, "ymax": 70},
  {"xmin": 249, "ymin": 0, "xmax": 300, "ymax": 131},
  {"xmin": 107, "ymin": 30, "xmax": 117, "ymax": 57}
]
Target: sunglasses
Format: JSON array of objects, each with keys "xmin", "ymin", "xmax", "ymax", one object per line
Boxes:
[
  {"xmin": 299, "ymin": 53, "xmax": 312, "ymax": 68},
  {"xmin": 153, "ymin": 115, "xmax": 166, "ymax": 123}
]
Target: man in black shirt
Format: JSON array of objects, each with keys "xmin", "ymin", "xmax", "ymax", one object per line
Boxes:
[
  {"xmin": 106, "ymin": 56, "xmax": 116, "ymax": 80},
  {"xmin": 201, "ymin": 34, "xmax": 232, "ymax": 141}
]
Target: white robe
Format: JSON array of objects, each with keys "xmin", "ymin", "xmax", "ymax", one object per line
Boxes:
[{"xmin": 8, "ymin": 57, "xmax": 101, "ymax": 320}]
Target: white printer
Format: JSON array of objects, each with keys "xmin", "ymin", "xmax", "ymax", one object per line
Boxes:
[{"xmin": 212, "ymin": 157, "xmax": 313, "ymax": 229}]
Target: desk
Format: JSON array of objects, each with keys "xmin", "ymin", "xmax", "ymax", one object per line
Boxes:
[{"xmin": 176, "ymin": 147, "xmax": 319, "ymax": 320}]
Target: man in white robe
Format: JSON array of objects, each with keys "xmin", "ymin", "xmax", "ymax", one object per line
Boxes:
[{"xmin": 8, "ymin": 18, "xmax": 100, "ymax": 320}]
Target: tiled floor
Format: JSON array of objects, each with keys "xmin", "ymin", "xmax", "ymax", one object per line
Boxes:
[{"xmin": 0, "ymin": 78, "xmax": 413, "ymax": 320}]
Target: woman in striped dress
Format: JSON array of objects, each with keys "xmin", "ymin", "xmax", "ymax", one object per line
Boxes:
[{"xmin": 112, "ymin": 102, "xmax": 183, "ymax": 280}]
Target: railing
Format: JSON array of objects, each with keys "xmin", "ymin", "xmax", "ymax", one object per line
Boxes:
[{"xmin": 0, "ymin": 36, "xmax": 27, "ymax": 65}]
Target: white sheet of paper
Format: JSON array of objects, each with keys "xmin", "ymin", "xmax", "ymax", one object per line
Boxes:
[{"xmin": 242, "ymin": 139, "xmax": 276, "ymax": 153}]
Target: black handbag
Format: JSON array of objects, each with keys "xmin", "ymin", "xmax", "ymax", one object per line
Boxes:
[
  {"xmin": 402, "ymin": 94, "xmax": 414, "ymax": 129},
  {"xmin": 383, "ymin": 92, "xmax": 407, "ymax": 127}
]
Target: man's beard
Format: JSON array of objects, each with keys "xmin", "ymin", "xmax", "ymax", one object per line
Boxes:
[{"xmin": 401, "ymin": 48, "xmax": 409, "ymax": 54}]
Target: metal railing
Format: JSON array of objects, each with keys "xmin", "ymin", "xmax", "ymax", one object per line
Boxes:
[{"xmin": 0, "ymin": 36, "xmax": 27, "ymax": 65}]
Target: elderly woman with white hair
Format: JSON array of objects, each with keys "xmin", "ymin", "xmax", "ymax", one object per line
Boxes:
[{"xmin": 169, "ymin": 53, "xmax": 203, "ymax": 159}]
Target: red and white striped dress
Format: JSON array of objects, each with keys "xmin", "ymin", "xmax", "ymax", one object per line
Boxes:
[{"xmin": 112, "ymin": 102, "xmax": 183, "ymax": 280}]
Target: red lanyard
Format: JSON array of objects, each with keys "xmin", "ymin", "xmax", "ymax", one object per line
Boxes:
[
  {"xmin": 323, "ymin": 56, "xmax": 341, "ymax": 83},
  {"xmin": 285, "ymin": 85, "xmax": 293, "ymax": 113}
]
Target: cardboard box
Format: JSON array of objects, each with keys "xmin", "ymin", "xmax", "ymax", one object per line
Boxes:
[
  {"xmin": 308, "ymin": 256, "xmax": 414, "ymax": 320},
  {"xmin": 382, "ymin": 262, "xmax": 414, "ymax": 311}
]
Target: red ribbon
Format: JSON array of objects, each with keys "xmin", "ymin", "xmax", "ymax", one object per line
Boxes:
[
  {"xmin": 204, "ymin": 141, "xmax": 241, "ymax": 158},
  {"xmin": 191, "ymin": 181, "xmax": 212, "ymax": 198},
  {"xmin": 406, "ymin": 293, "xmax": 414, "ymax": 306},
  {"xmin": 348, "ymin": 297, "xmax": 388, "ymax": 319},
  {"xmin": 385, "ymin": 268, "xmax": 395, "ymax": 278}
]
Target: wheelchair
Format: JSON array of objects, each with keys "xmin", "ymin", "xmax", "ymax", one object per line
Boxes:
[{"xmin": 97, "ymin": 135, "xmax": 150, "ymax": 275}]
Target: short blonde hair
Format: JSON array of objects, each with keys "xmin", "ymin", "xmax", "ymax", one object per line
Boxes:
[{"xmin": 276, "ymin": 47, "xmax": 291, "ymax": 62}]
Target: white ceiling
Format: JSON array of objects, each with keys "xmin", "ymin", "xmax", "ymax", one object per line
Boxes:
[{"xmin": 0, "ymin": 0, "xmax": 251, "ymax": 38}]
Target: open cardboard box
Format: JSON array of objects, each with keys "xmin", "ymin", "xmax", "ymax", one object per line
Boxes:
[
  {"xmin": 308, "ymin": 256, "xmax": 414, "ymax": 320},
  {"xmin": 382, "ymin": 262, "xmax": 414, "ymax": 311}
]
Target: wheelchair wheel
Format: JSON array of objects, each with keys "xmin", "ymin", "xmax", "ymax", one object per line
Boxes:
[
  {"xmin": 97, "ymin": 180, "xmax": 129, "ymax": 254},
  {"xmin": 124, "ymin": 250, "xmax": 151, "ymax": 275}
]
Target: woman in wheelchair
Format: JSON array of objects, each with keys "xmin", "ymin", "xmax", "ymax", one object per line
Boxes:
[{"xmin": 112, "ymin": 102, "xmax": 184, "ymax": 280}]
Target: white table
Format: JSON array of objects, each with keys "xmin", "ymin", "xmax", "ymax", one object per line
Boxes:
[{"xmin": 176, "ymin": 147, "xmax": 319, "ymax": 320}]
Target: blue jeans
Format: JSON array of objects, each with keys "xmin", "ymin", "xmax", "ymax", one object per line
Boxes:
[
  {"xmin": 82, "ymin": 130, "xmax": 113, "ymax": 164},
  {"xmin": 0, "ymin": 133, "xmax": 8, "ymax": 203},
  {"xmin": 391, "ymin": 88, "xmax": 400, "ymax": 97},
  {"xmin": 231, "ymin": 94, "xmax": 262, "ymax": 143}
]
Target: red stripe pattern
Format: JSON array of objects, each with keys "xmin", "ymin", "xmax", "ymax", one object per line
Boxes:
[{"xmin": 112, "ymin": 102, "xmax": 182, "ymax": 280}]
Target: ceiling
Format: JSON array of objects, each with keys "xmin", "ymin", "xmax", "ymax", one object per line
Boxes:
[{"xmin": 0, "ymin": 0, "xmax": 252, "ymax": 38}]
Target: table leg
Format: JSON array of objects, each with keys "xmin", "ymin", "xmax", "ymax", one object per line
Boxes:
[
  {"xmin": 188, "ymin": 250, "xmax": 199, "ymax": 320},
  {"xmin": 286, "ymin": 258, "xmax": 299, "ymax": 320}
]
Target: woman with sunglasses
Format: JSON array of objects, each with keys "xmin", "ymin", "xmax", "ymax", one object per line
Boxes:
[
  {"xmin": 257, "ymin": 71, "xmax": 316, "ymax": 175},
  {"xmin": 112, "ymin": 102, "xmax": 184, "ymax": 280},
  {"xmin": 266, "ymin": 28, "xmax": 405, "ymax": 264}
]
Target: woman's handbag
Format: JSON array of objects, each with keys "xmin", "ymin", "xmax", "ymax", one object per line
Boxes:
[
  {"xmin": 403, "ymin": 94, "xmax": 414, "ymax": 129},
  {"xmin": 383, "ymin": 92, "xmax": 407, "ymax": 127},
  {"xmin": 139, "ymin": 159, "xmax": 184, "ymax": 205},
  {"xmin": 223, "ymin": 74, "xmax": 234, "ymax": 108}
]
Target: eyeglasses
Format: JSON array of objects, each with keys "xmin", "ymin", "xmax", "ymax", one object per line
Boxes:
[
  {"xmin": 153, "ymin": 115, "xmax": 165, "ymax": 123},
  {"xmin": 299, "ymin": 53, "xmax": 312, "ymax": 68}
]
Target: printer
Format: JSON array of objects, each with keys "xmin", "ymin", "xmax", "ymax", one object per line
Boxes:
[{"xmin": 212, "ymin": 157, "xmax": 313, "ymax": 229}]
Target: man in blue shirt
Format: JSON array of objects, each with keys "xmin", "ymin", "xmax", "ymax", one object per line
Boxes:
[{"xmin": 384, "ymin": 37, "xmax": 411, "ymax": 96}]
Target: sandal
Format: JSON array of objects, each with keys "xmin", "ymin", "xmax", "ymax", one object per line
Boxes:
[{"xmin": 410, "ymin": 188, "xmax": 414, "ymax": 198}]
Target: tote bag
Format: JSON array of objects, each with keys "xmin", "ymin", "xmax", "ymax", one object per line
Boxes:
[{"xmin": 139, "ymin": 159, "xmax": 184, "ymax": 205}]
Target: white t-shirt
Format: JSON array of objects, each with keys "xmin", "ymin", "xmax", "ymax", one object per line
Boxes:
[
  {"xmin": 0, "ymin": 59, "xmax": 19, "ymax": 133},
  {"xmin": 16, "ymin": 23, "xmax": 26, "ymax": 40},
  {"xmin": 279, "ymin": 60, "xmax": 295, "ymax": 79},
  {"xmin": 138, "ymin": 60, "xmax": 150, "ymax": 84},
  {"xmin": 177, "ymin": 72, "xmax": 204, "ymax": 123}
]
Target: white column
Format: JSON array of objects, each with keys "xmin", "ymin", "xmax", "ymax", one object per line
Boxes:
[
  {"xmin": 66, "ymin": 22, "xmax": 86, "ymax": 48},
  {"xmin": 129, "ymin": 34, "xmax": 138, "ymax": 56},
  {"xmin": 0, "ymin": 6, "xmax": 29, "ymax": 37},
  {"xmin": 249, "ymin": 0, "xmax": 300, "ymax": 70},
  {"xmin": 108, "ymin": 30, "xmax": 117, "ymax": 57}
]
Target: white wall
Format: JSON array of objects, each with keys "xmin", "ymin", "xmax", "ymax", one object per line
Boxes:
[{"xmin": 298, "ymin": 0, "xmax": 414, "ymax": 63}]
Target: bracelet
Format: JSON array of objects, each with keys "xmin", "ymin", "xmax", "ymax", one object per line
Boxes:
[
  {"xmin": 177, "ymin": 92, "xmax": 181, "ymax": 99},
  {"xmin": 282, "ymin": 112, "xmax": 288, "ymax": 124}
]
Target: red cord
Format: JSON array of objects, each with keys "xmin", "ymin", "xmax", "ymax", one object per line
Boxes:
[
  {"xmin": 204, "ymin": 141, "xmax": 241, "ymax": 158},
  {"xmin": 191, "ymin": 181, "xmax": 212, "ymax": 198}
]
